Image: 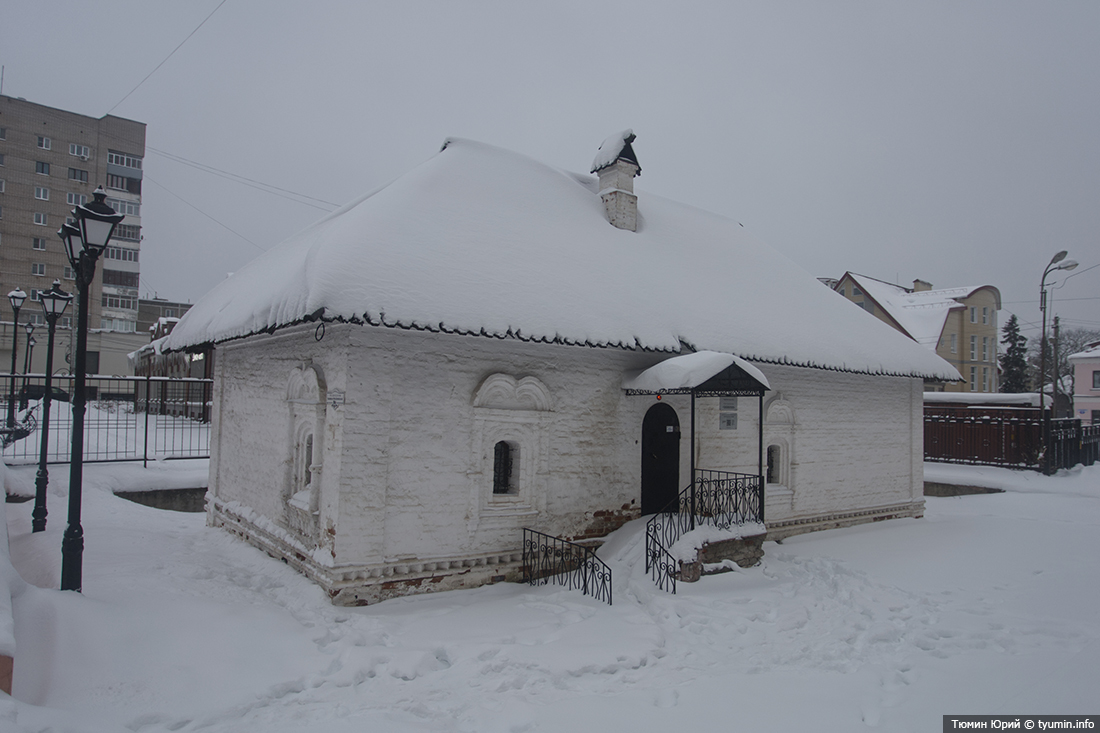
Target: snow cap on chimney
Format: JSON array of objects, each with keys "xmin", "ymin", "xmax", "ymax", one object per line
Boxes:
[{"xmin": 591, "ymin": 130, "xmax": 641, "ymax": 231}]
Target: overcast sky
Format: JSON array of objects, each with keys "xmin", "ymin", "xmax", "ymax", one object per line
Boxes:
[{"xmin": 2, "ymin": 1, "xmax": 1097, "ymax": 343}]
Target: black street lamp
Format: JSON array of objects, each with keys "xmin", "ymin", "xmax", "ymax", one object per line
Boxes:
[
  {"xmin": 32, "ymin": 280, "xmax": 72, "ymax": 533},
  {"xmin": 58, "ymin": 188, "xmax": 124, "ymax": 592},
  {"xmin": 23, "ymin": 322, "xmax": 36, "ymax": 375},
  {"xmin": 1039, "ymin": 250, "xmax": 1078, "ymax": 474},
  {"xmin": 7, "ymin": 288, "xmax": 27, "ymax": 429}
]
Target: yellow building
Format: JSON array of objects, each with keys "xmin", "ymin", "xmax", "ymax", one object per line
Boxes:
[{"xmin": 831, "ymin": 273, "xmax": 1001, "ymax": 393}]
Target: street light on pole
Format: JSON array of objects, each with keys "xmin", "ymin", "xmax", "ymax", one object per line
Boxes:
[
  {"xmin": 32, "ymin": 280, "xmax": 72, "ymax": 533},
  {"xmin": 1038, "ymin": 251, "xmax": 1078, "ymax": 474},
  {"xmin": 6, "ymin": 288, "xmax": 27, "ymax": 429},
  {"xmin": 58, "ymin": 190, "xmax": 124, "ymax": 592},
  {"xmin": 23, "ymin": 322, "xmax": 36, "ymax": 376}
]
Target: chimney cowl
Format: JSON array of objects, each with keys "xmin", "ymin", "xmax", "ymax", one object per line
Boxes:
[{"xmin": 593, "ymin": 130, "xmax": 641, "ymax": 232}]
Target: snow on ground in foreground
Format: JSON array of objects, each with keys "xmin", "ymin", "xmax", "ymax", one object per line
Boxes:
[{"xmin": 2, "ymin": 462, "xmax": 1099, "ymax": 732}]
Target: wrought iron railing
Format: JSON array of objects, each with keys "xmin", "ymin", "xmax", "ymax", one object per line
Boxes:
[
  {"xmin": 1, "ymin": 373, "xmax": 212, "ymax": 466},
  {"xmin": 645, "ymin": 469, "xmax": 764, "ymax": 594},
  {"xmin": 522, "ymin": 528, "xmax": 612, "ymax": 605}
]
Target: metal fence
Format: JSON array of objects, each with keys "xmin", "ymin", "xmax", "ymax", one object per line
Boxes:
[
  {"xmin": 924, "ymin": 406, "xmax": 1098, "ymax": 471},
  {"xmin": 522, "ymin": 528, "xmax": 613, "ymax": 605},
  {"xmin": 645, "ymin": 469, "xmax": 764, "ymax": 594},
  {"xmin": 1, "ymin": 373, "xmax": 212, "ymax": 466}
]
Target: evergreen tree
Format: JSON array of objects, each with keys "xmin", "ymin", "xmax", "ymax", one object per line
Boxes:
[{"xmin": 999, "ymin": 314, "xmax": 1029, "ymax": 392}]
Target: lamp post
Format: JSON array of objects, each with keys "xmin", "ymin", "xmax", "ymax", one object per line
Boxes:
[
  {"xmin": 32, "ymin": 280, "xmax": 72, "ymax": 533},
  {"xmin": 1038, "ymin": 251, "xmax": 1078, "ymax": 474},
  {"xmin": 58, "ymin": 188, "xmax": 124, "ymax": 591},
  {"xmin": 23, "ymin": 322, "xmax": 36, "ymax": 375},
  {"xmin": 7, "ymin": 288, "xmax": 27, "ymax": 429}
]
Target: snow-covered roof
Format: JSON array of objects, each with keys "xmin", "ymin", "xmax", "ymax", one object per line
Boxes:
[
  {"xmin": 622, "ymin": 351, "xmax": 770, "ymax": 393},
  {"xmin": 1068, "ymin": 342, "xmax": 1100, "ymax": 361},
  {"xmin": 842, "ymin": 273, "xmax": 998, "ymax": 350},
  {"xmin": 924, "ymin": 392, "xmax": 1040, "ymax": 407},
  {"xmin": 163, "ymin": 138, "xmax": 959, "ymax": 380}
]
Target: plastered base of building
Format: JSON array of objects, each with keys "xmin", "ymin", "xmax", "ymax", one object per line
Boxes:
[
  {"xmin": 210, "ymin": 497, "xmax": 639, "ymax": 606},
  {"xmin": 764, "ymin": 500, "xmax": 925, "ymax": 542}
]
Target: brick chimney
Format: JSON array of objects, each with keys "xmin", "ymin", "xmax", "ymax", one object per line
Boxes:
[
  {"xmin": 913, "ymin": 279, "xmax": 933, "ymax": 292},
  {"xmin": 591, "ymin": 130, "xmax": 641, "ymax": 231}
]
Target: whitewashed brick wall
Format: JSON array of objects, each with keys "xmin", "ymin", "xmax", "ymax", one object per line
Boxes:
[{"xmin": 210, "ymin": 324, "xmax": 923, "ymax": 573}]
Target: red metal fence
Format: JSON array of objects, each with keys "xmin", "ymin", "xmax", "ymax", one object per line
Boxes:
[{"xmin": 925, "ymin": 406, "xmax": 1098, "ymax": 470}]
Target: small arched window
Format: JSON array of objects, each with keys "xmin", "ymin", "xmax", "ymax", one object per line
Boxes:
[
  {"xmin": 493, "ymin": 441, "xmax": 518, "ymax": 494},
  {"xmin": 766, "ymin": 444, "xmax": 781, "ymax": 484}
]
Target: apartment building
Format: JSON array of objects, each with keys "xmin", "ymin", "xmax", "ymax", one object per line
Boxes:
[
  {"xmin": 831, "ymin": 272, "xmax": 1001, "ymax": 393},
  {"xmin": 0, "ymin": 95, "xmax": 145, "ymax": 373}
]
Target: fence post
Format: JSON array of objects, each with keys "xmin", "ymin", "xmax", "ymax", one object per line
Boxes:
[{"xmin": 143, "ymin": 374, "xmax": 151, "ymax": 468}]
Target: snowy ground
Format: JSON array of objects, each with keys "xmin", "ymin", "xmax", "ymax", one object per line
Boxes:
[{"xmin": 3, "ymin": 461, "xmax": 1098, "ymax": 732}]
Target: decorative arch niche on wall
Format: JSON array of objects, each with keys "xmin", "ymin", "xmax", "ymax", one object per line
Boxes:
[
  {"xmin": 763, "ymin": 393, "xmax": 796, "ymax": 509},
  {"xmin": 286, "ymin": 362, "xmax": 327, "ymax": 545},
  {"xmin": 470, "ymin": 373, "xmax": 553, "ymax": 528}
]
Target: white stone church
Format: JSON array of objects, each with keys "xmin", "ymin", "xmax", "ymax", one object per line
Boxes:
[{"xmin": 164, "ymin": 131, "xmax": 957, "ymax": 605}]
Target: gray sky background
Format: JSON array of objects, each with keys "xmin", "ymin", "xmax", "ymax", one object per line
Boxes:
[{"xmin": 3, "ymin": 1, "xmax": 1098, "ymax": 345}]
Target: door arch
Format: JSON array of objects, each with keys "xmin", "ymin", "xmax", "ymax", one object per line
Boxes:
[{"xmin": 641, "ymin": 402, "xmax": 680, "ymax": 514}]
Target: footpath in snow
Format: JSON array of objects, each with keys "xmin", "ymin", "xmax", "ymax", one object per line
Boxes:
[{"xmin": 1, "ymin": 461, "xmax": 1098, "ymax": 732}]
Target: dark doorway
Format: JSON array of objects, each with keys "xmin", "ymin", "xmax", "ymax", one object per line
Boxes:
[{"xmin": 641, "ymin": 402, "xmax": 681, "ymax": 514}]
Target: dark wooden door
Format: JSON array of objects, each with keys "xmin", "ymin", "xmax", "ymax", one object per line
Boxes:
[{"xmin": 641, "ymin": 403, "xmax": 681, "ymax": 514}]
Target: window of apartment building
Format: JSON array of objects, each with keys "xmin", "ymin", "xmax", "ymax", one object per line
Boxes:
[
  {"xmin": 63, "ymin": 266, "xmax": 76, "ymax": 281},
  {"xmin": 982, "ymin": 307, "xmax": 989, "ymax": 325},
  {"xmin": 106, "ymin": 198, "xmax": 139, "ymax": 217},
  {"xmin": 102, "ymin": 269, "xmax": 139, "ymax": 288},
  {"xmin": 102, "ymin": 295, "xmax": 138, "ymax": 310},
  {"xmin": 32, "ymin": 237, "xmax": 46, "ymax": 250},
  {"xmin": 67, "ymin": 192, "xmax": 88, "ymax": 207},
  {"xmin": 0, "ymin": 205, "xmax": 3, "ymax": 219},
  {"xmin": 112, "ymin": 225, "xmax": 141, "ymax": 244},
  {"xmin": 0, "ymin": 154, "xmax": 5, "ymax": 166},
  {"xmin": 982, "ymin": 336, "xmax": 989, "ymax": 362},
  {"xmin": 106, "ymin": 245, "xmax": 139, "ymax": 261},
  {"xmin": 0, "ymin": 128, "xmax": 6, "ymax": 140},
  {"xmin": 100, "ymin": 318, "xmax": 136, "ymax": 333},
  {"xmin": 33, "ymin": 212, "xmax": 47, "ymax": 226},
  {"xmin": 31, "ymin": 263, "xmax": 46, "ymax": 276},
  {"xmin": 969, "ymin": 306, "xmax": 977, "ymax": 323},
  {"xmin": 29, "ymin": 289, "xmax": 44, "ymax": 302},
  {"xmin": 0, "ymin": 179, "xmax": 5, "ymax": 193},
  {"xmin": 106, "ymin": 173, "xmax": 142, "ymax": 195},
  {"xmin": 69, "ymin": 143, "xmax": 90, "ymax": 158},
  {"xmin": 1094, "ymin": 371, "xmax": 1100, "ymax": 389},
  {"xmin": 37, "ymin": 136, "xmax": 51, "ymax": 150},
  {"xmin": 24, "ymin": 312, "xmax": 45, "ymax": 326},
  {"xmin": 36, "ymin": 161, "xmax": 50, "ymax": 175},
  {"xmin": 852, "ymin": 286, "xmax": 863, "ymax": 297},
  {"xmin": 950, "ymin": 333, "xmax": 957, "ymax": 354},
  {"xmin": 108, "ymin": 151, "xmax": 142, "ymax": 170},
  {"xmin": 68, "ymin": 168, "xmax": 88, "ymax": 183},
  {"xmin": 982, "ymin": 367, "xmax": 989, "ymax": 392},
  {"xmin": 839, "ymin": 287, "xmax": 846, "ymax": 296},
  {"xmin": 970, "ymin": 366, "xmax": 977, "ymax": 392},
  {"xmin": 970, "ymin": 335, "xmax": 976, "ymax": 360},
  {"xmin": 34, "ymin": 186, "xmax": 49, "ymax": 201}
]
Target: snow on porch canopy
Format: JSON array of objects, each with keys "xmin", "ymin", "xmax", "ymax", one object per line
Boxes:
[{"xmin": 622, "ymin": 351, "xmax": 769, "ymax": 396}]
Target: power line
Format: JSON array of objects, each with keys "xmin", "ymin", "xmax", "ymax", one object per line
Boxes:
[
  {"xmin": 144, "ymin": 175, "xmax": 265, "ymax": 252},
  {"xmin": 147, "ymin": 146, "xmax": 338, "ymax": 211},
  {"xmin": 106, "ymin": 0, "xmax": 229, "ymax": 115}
]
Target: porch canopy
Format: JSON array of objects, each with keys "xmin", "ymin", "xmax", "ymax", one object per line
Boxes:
[
  {"xmin": 622, "ymin": 351, "xmax": 769, "ymax": 396},
  {"xmin": 623, "ymin": 351, "xmax": 771, "ymax": 523}
]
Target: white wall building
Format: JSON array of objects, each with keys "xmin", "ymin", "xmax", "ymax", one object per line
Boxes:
[{"xmin": 164, "ymin": 132, "xmax": 958, "ymax": 605}]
